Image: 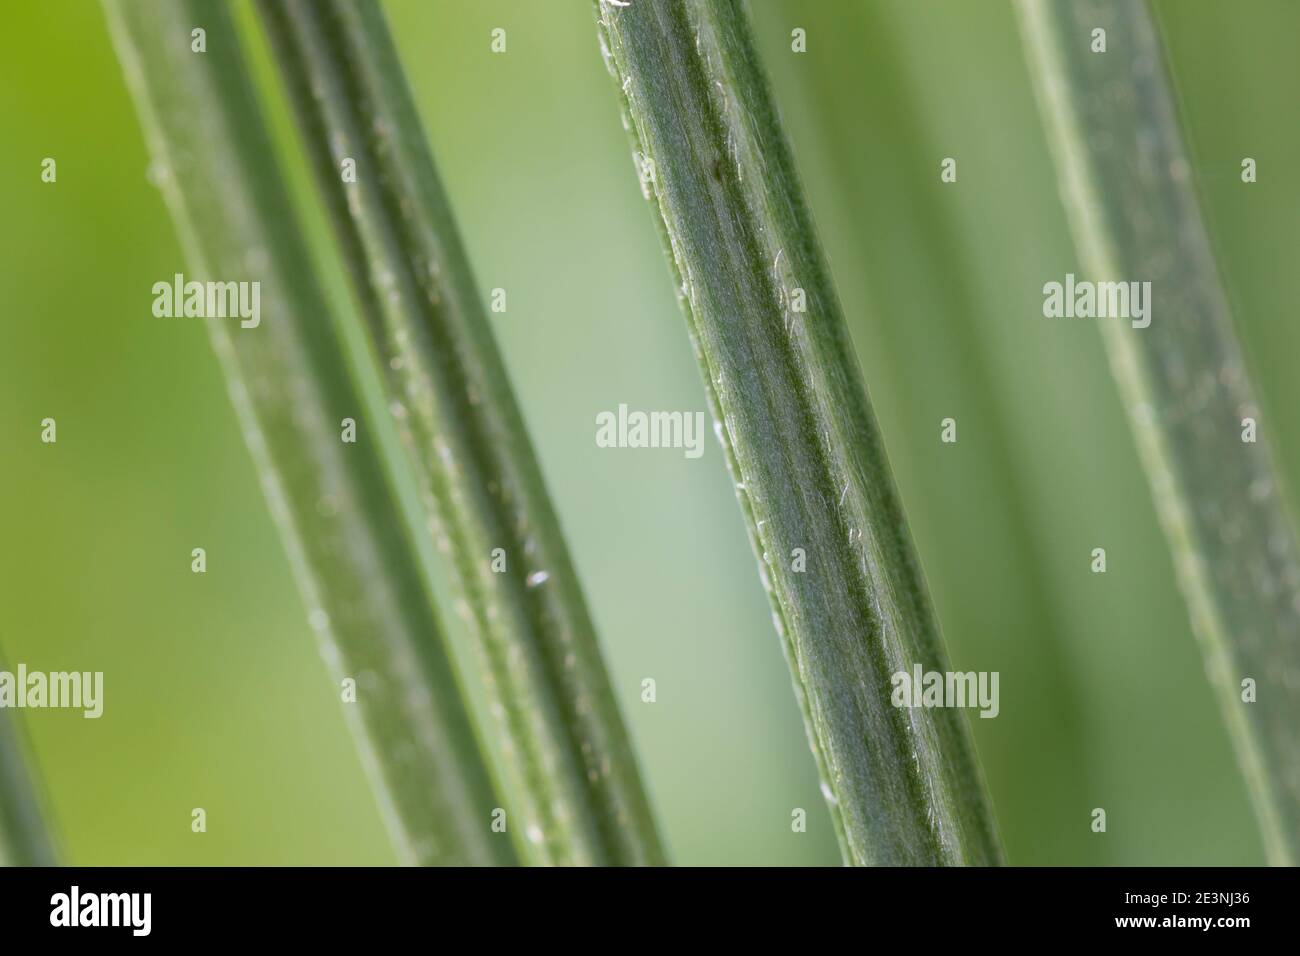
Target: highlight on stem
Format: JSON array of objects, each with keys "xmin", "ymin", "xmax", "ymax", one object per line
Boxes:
[
  {"xmin": 254, "ymin": 0, "xmax": 663, "ymax": 866},
  {"xmin": 594, "ymin": 0, "xmax": 1003, "ymax": 865}
]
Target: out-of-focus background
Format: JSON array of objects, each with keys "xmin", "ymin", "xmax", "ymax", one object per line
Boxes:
[{"xmin": 2, "ymin": 0, "xmax": 1298, "ymax": 865}]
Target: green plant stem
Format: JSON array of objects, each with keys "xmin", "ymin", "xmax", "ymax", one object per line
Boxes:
[
  {"xmin": 595, "ymin": 0, "xmax": 1002, "ymax": 865},
  {"xmin": 255, "ymin": 0, "xmax": 663, "ymax": 866},
  {"xmin": 1015, "ymin": 0, "xmax": 1300, "ymax": 865},
  {"xmin": 102, "ymin": 0, "xmax": 514, "ymax": 867},
  {"xmin": 0, "ymin": 709, "xmax": 56, "ymax": 866}
]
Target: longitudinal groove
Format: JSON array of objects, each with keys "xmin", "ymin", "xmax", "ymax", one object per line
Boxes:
[
  {"xmin": 257, "ymin": 0, "xmax": 664, "ymax": 866},
  {"xmin": 596, "ymin": 0, "xmax": 1003, "ymax": 865}
]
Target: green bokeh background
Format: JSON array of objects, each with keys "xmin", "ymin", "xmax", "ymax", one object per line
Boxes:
[{"xmin": 2, "ymin": 0, "xmax": 1297, "ymax": 865}]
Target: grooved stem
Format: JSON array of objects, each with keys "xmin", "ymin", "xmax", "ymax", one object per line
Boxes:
[
  {"xmin": 257, "ymin": 0, "xmax": 664, "ymax": 866},
  {"xmin": 596, "ymin": 0, "xmax": 1003, "ymax": 866}
]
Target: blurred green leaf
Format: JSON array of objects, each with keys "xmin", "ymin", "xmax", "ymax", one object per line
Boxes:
[
  {"xmin": 1016, "ymin": 0, "xmax": 1300, "ymax": 864},
  {"xmin": 102, "ymin": 0, "xmax": 514, "ymax": 866},
  {"xmin": 0, "ymin": 708, "xmax": 57, "ymax": 866}
]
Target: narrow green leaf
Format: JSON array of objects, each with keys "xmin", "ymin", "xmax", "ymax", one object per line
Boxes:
[
  {"xmin": 0, "ymin": 708, "xmax": 56, "ymax": 866},
  {"xmin": 1015, "ymin": 0, "xmax": 1300, "ymax": 865},
  {"xmin": 595, "ymin": 0, "xmax": 1002, "ymax": 865},
  {"xmin": 254, "ymin": 0, "xmax": 663, "ymax": 866},
  {"xmin": 102, "ymin": 0, "xmax": 514, "ymax": 867}
]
